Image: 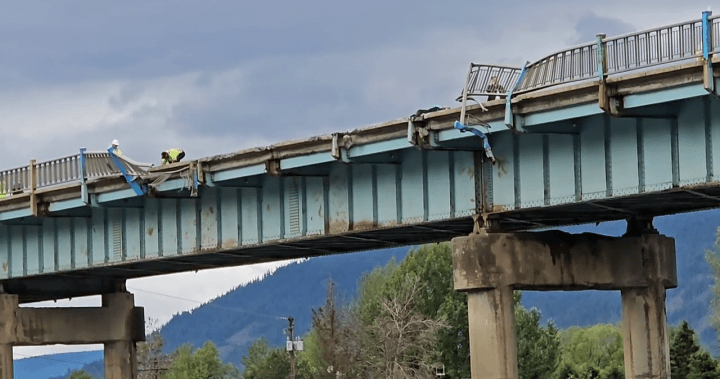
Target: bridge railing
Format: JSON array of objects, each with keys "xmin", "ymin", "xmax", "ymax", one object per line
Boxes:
[
  {"xmin": 0, "ymin": 151, "xmax": 151, "ymax": 198},
  {"xmin": 515, "ymin": 42, "xmax": 598, "ymax": 93},
  {"xmin": 457, "ymin": 63, "xmax": 522, "ymax": 100},
  {"xmin": 604, "ymin": 18, "xmax": 704, "ymax": 75},
  {"xmin": 459, "ymin": 13, "xmax": 719, "ymax": 101}
]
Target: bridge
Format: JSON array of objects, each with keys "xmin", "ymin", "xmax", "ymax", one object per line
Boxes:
[{"xmin": 1, "ymin": 11, "xmax": 719, "ymax": 379}]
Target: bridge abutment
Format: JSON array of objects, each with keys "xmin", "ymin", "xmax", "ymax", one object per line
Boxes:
[
  {"xmin": 0, "ymin": 290, "xmax": 143, "ymax": 379},
  {"xmin": 452, "ymin": 230, "xmax": 676, "ymax": 379}
]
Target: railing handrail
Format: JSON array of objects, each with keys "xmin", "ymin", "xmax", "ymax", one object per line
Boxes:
[
  {"xmin": 605, "ymin": 17, "xmax": 703, "ymax": 42},
  {"xmin": 459, "ymin": 63, "xmax": 523, "ymax": 99},
  {"xmin": 460, "ymin": 12, "xmax": 717, "ymax": 101},
  {"xmin": 0, "ymin": 150, "xmax": 153, "ymax": 197}
]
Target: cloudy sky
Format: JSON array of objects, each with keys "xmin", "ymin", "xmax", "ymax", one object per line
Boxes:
[{"xmin": 2, "ymin": 0, "xmax": 714, "ymax": 360}]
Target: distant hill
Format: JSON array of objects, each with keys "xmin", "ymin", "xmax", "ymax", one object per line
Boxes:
[
  {"xmin": 160, "ymin": 247, "xmax": 412, "ymax": 369},
  {"xmin": 15, "ymin": 351, "xmax": 102, "ymax": 379},
  {"xmin": 17, "ymin": 209, "xmax": 720, "ymax": 378}
]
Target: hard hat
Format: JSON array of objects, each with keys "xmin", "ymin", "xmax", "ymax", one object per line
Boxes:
[{"xmin": 112, "ymin": 139, "xmax": 119, "ymax": 146}]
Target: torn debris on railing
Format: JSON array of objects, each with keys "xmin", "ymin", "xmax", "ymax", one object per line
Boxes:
[{"xmin": 454, "ymin": 121, "xmax": 496, "ymax": 164}]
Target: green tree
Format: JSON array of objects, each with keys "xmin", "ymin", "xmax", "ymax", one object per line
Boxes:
[
  {"xmin": 670, "ymin": 321, "xmax": 719, "ymax": 379},
  {"xmin": 335, "ymin": 243, "xmax": 566, "ymax": 378},
  {"xmin": 68, "ymin": 370, "xmax": 95, "ymax": 379},
  {"xmin": 688, "ymin": 350, "xmax": 719, "ymax": 379},
  {"xmin": 437, "ymin": 289, "xmax": 470, "ymax": 378},
  {"xmin": 163, "ymin": 341, "xmax": 238, "ymax": 379},
  {"xmin": 514, "ymin": 292, "xmax": 561, "ymax": 379},
  {"xmin": 240, "ymin": 337, "xmax": 289, "ymax": 379},
  {"xmin": 557, "ymin": 324, "xmax": 624, "ymax": 379},
  {"xmin": 671, "ymin": 321, "xmax": 701, "ymax": 379}
]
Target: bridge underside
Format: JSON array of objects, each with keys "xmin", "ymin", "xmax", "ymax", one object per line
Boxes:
[{"xmin": 5, "ymin": 182, "xmax": 720, "ymax": 304}]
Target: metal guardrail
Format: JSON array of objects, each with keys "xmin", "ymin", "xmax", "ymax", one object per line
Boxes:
[
  {"xmin": 458, "ymin": 64, "xmax": 522, "ymax": 100},
  {"xmin": 517, "ymin": 43, "xmax": 598, "ymax": 92},
  {"xmin": 459, "ymin": 13, "xmax": 720, "ymax": 100},
  {"xmin": 0, "ymin": 150, "xmax": 150, "ymax": 198},
  {"xmin": 604, "ymin": 19, "xmax": 704, "ymax": 74}
]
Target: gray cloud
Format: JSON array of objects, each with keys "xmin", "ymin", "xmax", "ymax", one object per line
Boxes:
[{"xmin": 574, "ymin": 12, "xmax": 636, "ymax": 44}]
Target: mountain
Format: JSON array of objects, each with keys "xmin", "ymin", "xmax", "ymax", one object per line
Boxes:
[
  {"xmin": 15, "ymin": 351, "xmax": 102, "ymax": 379},
  {"xmin": 17, "ymin": 209, "xmax": 720, "ymax": 378},
  {"xmin": 159, "ymin": 247, "xmax": 412, "ymax": 368}
]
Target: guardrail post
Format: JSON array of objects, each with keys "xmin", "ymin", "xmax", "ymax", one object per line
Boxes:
[
  {"xmin": 702, "ymin": 11, "xmax": 716, "ymax": 95},
  {"xmin": 596, "ymin": 33, "xmax": 612, "ymax": 112},
  {"xmin": 459, "ymin": 64, "xmax": 474, "ymax": 126},
  {"xmin": 79, "ymin": 148, "xmax": 89, "ymax": 205},
  {"xmin": 29, "ymin": 160, "xmax": 37, "ymax": 216},
  {"xmin": 503, "ymin": 63, "xmax": 528, "ymax": 132}
]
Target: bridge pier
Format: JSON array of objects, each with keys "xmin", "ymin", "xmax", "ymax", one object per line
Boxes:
[
  {"xmin": 452, "ymin": 230, "xmax": 676, "ymax": 379},
  {"xmin": 103, "ymin": 292, "xmax": 141, "ymax": 379},
  {"xmin": 0, "ymin": 290, "xmax": 143, "ymax": 379}
]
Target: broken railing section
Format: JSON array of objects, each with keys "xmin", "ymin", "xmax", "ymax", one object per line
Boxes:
[
  {"xmin": 106, "ymin": 147, "xmax": 148, "ymax": 196},
  {"xmin": 106, "ymin": 148, "xmax": 201, "ymax": 197},
  {"xmin": 457, "ymin": 63, "xmax": 521, "ymax": 126},
  {"xmin": 459, "ymin": 11, "xmax": 720, "ymax": 125}
]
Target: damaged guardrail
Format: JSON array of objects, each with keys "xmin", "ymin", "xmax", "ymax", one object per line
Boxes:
[{"xmin": 0, "ymin": 149, "xmax": 152, "ymax": 200}]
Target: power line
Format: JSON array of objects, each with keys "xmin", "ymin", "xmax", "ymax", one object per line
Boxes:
[{"xmin": 127, "ymin": 286, "xmax": 285, "ymax": 320}]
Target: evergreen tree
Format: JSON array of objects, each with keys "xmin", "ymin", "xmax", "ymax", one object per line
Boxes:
[
  {"xmin": 671, "ymin": 321, "xmax": 702, "ymax": 379},
  {"xmin": 688, "ymin": 350, "xmax": 720, "ymax": 379},
  {"xmin": 515, "ymin": 292, "xmax": 561, "ymax": 379},
  {"xmin": 308, "ymin": 280, "xmax": 352, "ymax": 378}
]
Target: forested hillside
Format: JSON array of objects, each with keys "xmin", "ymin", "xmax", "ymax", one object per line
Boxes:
[{"xmin": 159, "ymin": 247, "xmax": 412, "ymax": 369}]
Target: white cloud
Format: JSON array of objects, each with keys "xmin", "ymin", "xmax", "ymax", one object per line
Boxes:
[{"xmin": 13, "ymin": 260, "xmax": 293, "ymax": 359}]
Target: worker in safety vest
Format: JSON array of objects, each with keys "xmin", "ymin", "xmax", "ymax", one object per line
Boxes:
[
  {"xmin": 110, "ymin": 139, "xmax": 123, "ymax": 156},
  {"xmin": 161, "ymin": 148, "xmax": 185, "ymax": 165}
]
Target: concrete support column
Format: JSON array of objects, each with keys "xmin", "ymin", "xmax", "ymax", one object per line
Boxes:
[
  {"xmin": 0, "ymin": 294, "xmax": 17, "ymax": 379},
  {"xmin": 452, "ymin": 231, "xmax": 676, "ymax": 379},
  {"xmin": 103, "ymin": 292, "xmax": 138, "ymax": 379},
  {"xmin": 621, "ymin": 284, "xmax": 671, "ymax": 379},
  {"xmin": 0, "ymin": 344, "xmax": 11, "ymax": 379},
  {"xmin": 467, "ymin": 286, "xmax": 517, "ymax": 379}
]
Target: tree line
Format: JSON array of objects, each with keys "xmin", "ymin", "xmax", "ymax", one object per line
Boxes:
[{"xmin": 241, "ymin": 243, "xmax": 720, "ymax": 379}]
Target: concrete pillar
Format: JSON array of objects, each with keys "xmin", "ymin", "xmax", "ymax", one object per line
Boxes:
[
  {"xmin": 0, "ymin": 344, "xmax": 11, "ymax": 379},
  {"xmin": 467, "ymin": 286, "xmax": 517, "ymax": 379},
  {"xmin": 621, "ymin": 284, "xmax": 671, "ymax": 379},
  {"xmin": 103, "ymin": 292, "xmax": 138, "ymax": 379},
  {"xmin": 0, "ymin": 294, "xmax": 17, "ymax": 379},
  {"xmin": 451, "ymin": 231, "xmax": 676, "ymax": 379}
]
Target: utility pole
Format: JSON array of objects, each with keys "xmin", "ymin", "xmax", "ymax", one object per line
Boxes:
[{"xmin": 287, "ymin": 316, "xmax": 296, "ymax": 379}]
